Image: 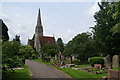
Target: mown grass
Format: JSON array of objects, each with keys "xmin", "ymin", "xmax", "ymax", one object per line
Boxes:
[
  {"xmin": 73, "ymin": 64, "xmax": 91, "ymax": 68},
  {"xmin": 55, "ymin": 67, "xmax": 107, "ymax": 78},
  {"xmin": 2, "ymin": 65, "xmax": 30, "ymax": 80},
  {"xmin": 112, "ymin": 67, "xmax": 120, "ymax": 70},
  {"xmin": 33, "ymin": 59, "xmax": 107, "ymax": 79},
  {"xmin": 33, "ymin": 59, "xmax": 50, "ymax": 65}
]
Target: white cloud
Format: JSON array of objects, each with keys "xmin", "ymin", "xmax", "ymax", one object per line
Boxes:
[
  {"xmin": 88, "ymin": 0, "xmax": 101, "ymax": 16},
  {"xmin": 0, "ymin": 2, "xmax": 2, "ymax": 19},
  {"xmin": 51, "ymin": 28, "xmax": 76, "ymax": 44},
  {"xmin": 2, "ymin": 12, "xmax": 34, "ymax": 44}
]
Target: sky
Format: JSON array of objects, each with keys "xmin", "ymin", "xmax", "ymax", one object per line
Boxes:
[{"xmin": 1, "ymin": 1, "xmax": 100, "ymax": 44}]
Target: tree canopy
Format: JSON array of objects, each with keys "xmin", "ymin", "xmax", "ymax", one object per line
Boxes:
[
  {"xmin": 2, "ymin": 41, "xmax": 21, "ymax": 71},
  {"xmin": 64, "ymin": 33, "xmax": 98, "ymax": 63},
  {"xmin": 40, "ymin": 43, "xmax": 58, "ymax": 57},
  {"xmin": 19, "ymin": 45, "xmax": 35, "ymax": 59},
  {"xmin": 57, "ymin": 38, "xmax": 64, "ymax": 53},
  {"xmin": 93, "ymin": 2, "xmax": 120, "ymax": 57}
]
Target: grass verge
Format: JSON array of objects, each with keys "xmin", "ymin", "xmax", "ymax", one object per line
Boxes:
[
  {"xmin": 112, "ymin": 67, "xmax": 120, "ymax": 70},
  {"xmin": 73, "ymin": 64, "xmax": 91, "ymax": 68},
  {"xmin": 2, "ymin": 65, "xmax": 30, "ymax": 80}
]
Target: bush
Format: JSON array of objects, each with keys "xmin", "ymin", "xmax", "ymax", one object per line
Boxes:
[
  {"xmin": 88, "ymin": 57, "xmax": 104, "ymax": 67},
  {"xmin": 73, "ymin": 59, "xmax": 81, "ymax": 65},
  {"xmin": 43, "ymin": 57, "xmax": 50, "ymax": 62},
  {"xmin": 31, "ymin": 54, "xmax": 37, "ymax": 59}
]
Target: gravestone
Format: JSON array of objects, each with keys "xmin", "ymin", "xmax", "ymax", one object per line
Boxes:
[
  {"xmin": 67, "ymin": 56, "xmax": 72, "ymax": 64},
  {"xmin": 72, "ymin": 56, "xmax": 75, "ymax": 60},
  {"xmin": 55, "ymin": 54, "xmax": 57, "ymax": 60},
  {"xmin": 58, "ymin": 51, "xmax": 64, "ymax": 66},
  {"xmin": 112, "ymin": 55, "xmax": 119, "ymax": 68},
  {"xmin": 104, "ymin": 55, "xmax": 112, "ymax": 69}
]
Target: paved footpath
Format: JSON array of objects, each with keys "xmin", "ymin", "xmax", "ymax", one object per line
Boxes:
[{"xmin": 25, "ymin": 59, "xmax": 70, "ymax": 79}]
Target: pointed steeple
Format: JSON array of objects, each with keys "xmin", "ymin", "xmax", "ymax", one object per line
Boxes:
[
  {"xmin": 35, "ymin": 8, "xmax": 43, "ymax": 36},
  {"xmin": 37, "ymin": 8, "xmax": 42, "ymax": 25}
]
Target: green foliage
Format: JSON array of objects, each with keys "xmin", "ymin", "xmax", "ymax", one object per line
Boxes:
[
  {"xmin": 93, "ymin": 2, "xmax": 120, "ymax": 57},
  {"xmin": 1, "ymin": 20, "xmax": 9, "ymax": 41},
  {"xmin": 73, "ymin": 64, "xmax": 90, "ymax": 68},
  {"xmin": 2, "ymin": 40, "xmax": 35, "ymax": 72},
  {"xmin": 112, "ymin": 67, "xmax": 120, "ymax": 70},
  {"xmin": 72, "ymin": 59, "xmax": 81, "ymax": 65},
  {"xmin": 2, "ymin": 41, "xmax": 22, "ymax": 71},
  {"xmin": 88, "ymin": 57, "xmax": 104, "ymax": 67},
  {"xmin": 57, "ymin": 38, "xmax": 64, "ymax": 53},
  {"xmin": 40, "ymin": 43, "xmax": 58, "ymax": 57},
  {"xmin": 2, "ymin": 65, "xmax": 30, "ymax": 79},
  {"xmin": 64, "ymin": 32, "xmax": 98, "ymax": 63},
  {"xmin": 13, "ymin": 35, "xmax": 20, "ymax": 42},
  {"xmin": 110, "ymin": 23, "xmax": 120, "ymax": 35},
  {"xmin": 19, "ymin": 45, "xmax": 35, "ymax": 59}
]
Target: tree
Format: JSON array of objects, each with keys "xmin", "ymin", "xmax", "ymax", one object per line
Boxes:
[
  {"xmin": 13, "ymin": 35, "xmax": 20, "ymax": 42},
  {"xmin": 19, "ymin": 45, "xmax": 35, "ymax": 63},
  {"xmin": 57, "ymin": 38, "xmax": 64, "ymax": 53},
  {"xmin": 0, "ymin": 19, "xmax": 9, "ymax": 41},
  {"xmin": 93, "ymin": 2, "xmax": 120, "ymax": 58},
  {"xmin": 64, "ymin": 33, "xmax": 98, "ymax": 63},
  {"xmin": 64, "ymin": 40, "xmax": 74, "ymax": 56},
  {"xmin": 40, "ymin": 43, "xmax": 58, "ymax": 57},
  {"xmin": 2, "ymin": 41, "xmax": 21, "ymax": 71}
]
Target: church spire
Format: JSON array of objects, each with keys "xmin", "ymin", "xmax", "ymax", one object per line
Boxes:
[
  {"xmin": 35, "ymin": 8, "xmax": 43, "ymax": 36},
  {"xmin": 37, "ymin": 8, "xmax": 42, "ymax": 25}
]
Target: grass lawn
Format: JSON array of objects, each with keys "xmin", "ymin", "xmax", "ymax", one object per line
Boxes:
[
  {"xmin": 2, "ymin": 65, "xmax": 30, "ymax": 80},
  {"xmin": 33, "ymin": 59, "xmax": 107, "ymax": 79},
  {"xmin": 55, "ymin": 67, "xmax": 107, "ymax": 79},
  {"xmin": 73, "ymin": 64, "xmax": 91, "ymax": 68},
  {"xmin": 112, "ymin": 67, "xmax": 120, "ymax": 70},
  {"xmin": 33, "ymin": 59, "xmax": 50, "ymax": 65}
]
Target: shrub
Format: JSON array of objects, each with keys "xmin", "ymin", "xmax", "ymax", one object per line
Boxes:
[
  {"xmin": 31, "ymin": 54, "xmax": 37, "ymax": 59},
  {"xmin": 88, "ymin": 57, "xmax": 104, "ymax": 67},
  {"xmin": 43, "ymin": 57, "xmax": 50, "ymax": 62},
  {"xmin": 73, "ymin": 59, "xmax": 81, "ymax": 65}
]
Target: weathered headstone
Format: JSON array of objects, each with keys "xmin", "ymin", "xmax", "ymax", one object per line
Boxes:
[
  {"xmin": 67, "ymin": 56, "xmax": 72, "ymax": 64},
  {"xmin": 112, "ymin": 55, "xmax": 119, "ymax": 68},
  {"xmin": 58, "ymin": 51, "xmax": 64, "ymax": 66},
  {"xmin": 72, "ymin": 56, "xmax": 75, "ymax": 60},
  {"xmin": 55, "ymin": 54, "xmax": 57, "ymax": 60},
  {"xmin": 104, "ymin": 55, "xmax": 112, "ymax": 69}
]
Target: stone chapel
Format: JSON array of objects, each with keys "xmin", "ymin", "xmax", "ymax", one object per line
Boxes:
[{"xmin": 28, "ymin": 9, "xmax": 56, "ymax": 53}]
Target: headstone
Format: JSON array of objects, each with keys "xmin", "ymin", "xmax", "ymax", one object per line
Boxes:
[
  {"xmin": 112, "ymin": 55, "xmax": 119, "ymax": 68},
  {"xmin": 67, "ymin": 56, "xmax": 72, "ymax": 64},
  {"xmin": 55, "ymin": 54, "xmax": 57, "ymax": 60},
  {"xmin": 104, "ymin": 55, "xmax": 112, "ymax": 69},
  {"xmin": 58, "ymin": 51, "xmax": 64, "ymax": 66},
  {"xmin": 72, "ymin": 56, "xmax": 75, "ymax": 60}
]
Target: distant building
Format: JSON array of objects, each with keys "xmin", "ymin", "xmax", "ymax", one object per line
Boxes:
[
  {"xmin": 0, "ymin": 19, "xmax": 9, "ymax": 41},
  {"xmin": 28, "ymin": 9, "xmax": 55, "ymax": 53}
]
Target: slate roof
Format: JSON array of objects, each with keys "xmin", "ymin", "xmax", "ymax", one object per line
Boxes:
[
  {"xmin": 39, "ymin": 36, "xmax": 56, "ymax": 46},
  {"xmin": 28, "ymin": 36, "xmax": 55, "ymax": 47}
]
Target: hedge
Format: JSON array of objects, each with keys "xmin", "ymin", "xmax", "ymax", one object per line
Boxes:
[{"xmin": 88, "ymin": 57, "xmax": 104, "ymax": 67}]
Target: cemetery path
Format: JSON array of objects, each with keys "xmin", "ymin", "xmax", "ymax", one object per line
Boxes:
[{"xmin": 25, "ymin": 59, "xmax": 70, "ymax": 79}]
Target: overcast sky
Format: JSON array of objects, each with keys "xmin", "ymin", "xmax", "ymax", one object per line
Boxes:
[{"xmin": 1, "ymin": 1, "xmax": 100, "ymax": 44}]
